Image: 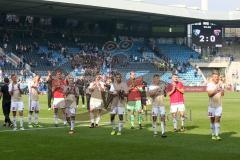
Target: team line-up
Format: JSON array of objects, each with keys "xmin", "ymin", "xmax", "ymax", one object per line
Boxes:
[{"xmin": 0, "ymin": 70, "xmax": 224, "ymax": 140}]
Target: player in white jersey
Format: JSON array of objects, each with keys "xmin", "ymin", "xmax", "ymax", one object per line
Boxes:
[
  {"xmin": 88, "ymin": 74, "xmax": 105, "ymax": 128},
  {"xmin": 109, "ymin": 73, "xmax": 128, "ymax": 136},
  {"xmin": 28, "ymin": 74, "xmax": 41, "ymax": 128},
  {"xmin": 206, "ymin": 70, "xmax": 224, "ymax": 141},
  {"xmin": 64, "ymin": 76, "xmax": 79, "ymax": 134},
  {"xmin": 8, "ymin": 74, "xmax": 24, "ymax": 130},
  {"xmin": 148, "ymin": 74, "xmax": 167, "ymax": 137}
]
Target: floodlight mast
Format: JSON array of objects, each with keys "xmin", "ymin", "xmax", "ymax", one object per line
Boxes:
[{"xmin": 201, "ymin": 0, "xmax": 208, "ymax": 11}]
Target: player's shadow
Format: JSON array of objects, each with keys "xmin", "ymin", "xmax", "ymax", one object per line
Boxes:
[
  {"xmin": 185, "ymin": 125, "xmax": 199, "ymax": 130},
  {"xmin": 142, "ymin": 123, "xmax": 199, "ymax": 132}
]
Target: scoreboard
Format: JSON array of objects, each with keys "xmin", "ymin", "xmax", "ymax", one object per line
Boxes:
[{"xmin": 192, "ymin": 25, "xmax": 222, "ymax": 47}]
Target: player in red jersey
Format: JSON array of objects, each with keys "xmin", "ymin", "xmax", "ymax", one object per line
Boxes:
[
  {"xmin": 167, "ymin": 74, "xmax": 185, "ymax": 132},
  {"xmin": 52, "ymin": 69, "xmax": 67, "ymax": 127}
]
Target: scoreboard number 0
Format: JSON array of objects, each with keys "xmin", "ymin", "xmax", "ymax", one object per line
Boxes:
[{"xmin": 210, "ymin": 35, "xmax": 215, "ymax": 42}]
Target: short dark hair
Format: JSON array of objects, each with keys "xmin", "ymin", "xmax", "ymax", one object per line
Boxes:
[
  {"xmin": 212, "ymin": 70, "xmax": 220, "ymax": 76},
  {"xmin": 115, "ymin": 72, "xmax": 122, "ymax": 78},
  {"xmin": 4, "ymin": 77, "xmax": 9, "ymax": 83},
  {"xmin": 172, "ymin": 73, "xmax": 178, "ymax": 77},
  {"xmin": 153, "ymin": 74, "xmax": 160, "ymax": 78},
  {"xmin": 55, "ymin": 69, "xmax": 62, "ymax": 73}
]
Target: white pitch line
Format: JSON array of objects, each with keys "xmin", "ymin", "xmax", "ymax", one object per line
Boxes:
[
  {"xmin": 0, "ymin": 115, "xmax": 96, "ymax": 123},
  {"xmin": 0, "ymin": 122, "xmax": 111, "ymax": 133},
  {"xmin": 0, "ymin": 115, "xmax": 90, "ymax": 121}
]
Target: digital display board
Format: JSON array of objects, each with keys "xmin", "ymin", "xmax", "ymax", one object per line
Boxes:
[{"xmin": 192, "ymin": 25, "xmax": 222, "ymax": 47}]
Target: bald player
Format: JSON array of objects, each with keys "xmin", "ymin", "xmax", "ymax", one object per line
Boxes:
[{"xmin": 207, "ymin": 70, "xmax": 224, "ymax": 140}]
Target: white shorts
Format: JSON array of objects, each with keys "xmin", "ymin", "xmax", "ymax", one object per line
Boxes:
[
  {"xmin": 66, "ymin": 107, "xmax": 77, "ymax": 116},
  {"xmin": 110, "ymin": 106, "xmax": 125, "ymax": 115},
  {"xmin": 208, "ymin": 106, "xmax": 222, "ymax": 117},
  {"xmin": 11, "ymin": 101, "xmax": 24, "ymax": 111},
  {"xmin": 152, "ymin": 106, "xmax": 165, "ymax": 117},
  {"xmin": 29, "ymin": 101, "xmax": 40, "ymax": 111},
  {"xmin": 65, "ymin": 98, "xmax": 77, "ymax": 109},
  {"xmin": 90, "ymin": 98, "xmax": 103, "ymax": 110},
  {"xmin": 53, "ymin": 98, "xmax": 65, "ymax": 109},
  {"xmin": 170, "ymin": 104, "xmax": 185, "ymax": 113}
]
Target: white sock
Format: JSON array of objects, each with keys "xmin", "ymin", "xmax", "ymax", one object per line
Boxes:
[
  {"xmin": 28, "ymin": 113, "xmax": 32, "ymax": 125},
  {"xmin": 70, "ymin": 120, "xmax": 75, "ymax": 130},
  {"xmin": 152, "ymin": 121, "xmax": 157, "ymax": 134},
  {"xmin": 54, "ymin": 113, "xmax": 58, "ymax": 124},
  {"xmin": 173, "ymin": 117, "xmax": 177, "ymax": 129},
  {"xmin": 161, "ymin": 121, "xmax": 165, "ymax": 134},
  {"xmin": 118, "ymin": 120, "xmax": 123, "ymax": 132},
  {"xmin": 90, "ymin": 112, "xmax": 94, "ymax": 124},
  {"xmin": 215, "ymin": 123, "xmax": 220, "ymax": 136},
  {"xmin": 96, "ymin": 115, "xmax": 101, "ymax": 125},
  {"xmin": 34, "ymin": 113, "xmax": 38, "ymax": 125},
  {"xmin": 13, "ymin": 116, "xmax": 17, "ymax": 128},
  {"xmin": 20, "ymin": 116, "xmax": 24, "ymax": 128},
  {"xmin": 62, "ymin": 113, "xmax": 67, "ymax": 125},
  {"xmin": 181, "ymin": 116, "xmax": 185, "ymax": 127},
  {"xmin": 111, "ymin": 120, "xmax": 115, "ymax": 130},
  {"xmin": 210, "ymin": 123, "xmax": 215, "ymax": 135}
]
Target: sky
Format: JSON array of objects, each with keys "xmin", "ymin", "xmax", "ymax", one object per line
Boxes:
[{"xmin": 143, "ymin": 0, "xmax": 240, "ymax": 11}]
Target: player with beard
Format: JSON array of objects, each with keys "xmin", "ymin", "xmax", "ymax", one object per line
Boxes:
[{"xmin": 109, "ymin": 73, "xmax": 128, "ymax": 135}]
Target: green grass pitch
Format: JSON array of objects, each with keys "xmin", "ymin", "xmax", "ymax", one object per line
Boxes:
[{"xmin": 0, "ymin": 92, "xmax": 239, "ymax": 160}]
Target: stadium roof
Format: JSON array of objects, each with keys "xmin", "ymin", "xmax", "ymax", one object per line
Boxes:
[{"xmin": 1, "ymin": 0, "xmax": 240, "ymax": 26}]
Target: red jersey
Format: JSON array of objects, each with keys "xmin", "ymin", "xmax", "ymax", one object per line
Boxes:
[
  {"xmin": 127, "ymin": 78, "xmax": 142, "ymax": 101},
  {"xmin": 167, "ymin": 81, "xmax": 184, "ymax": 105},
  {"xmin": 52, "ymin": 79, "xmax": 66, "ymax": 98}
]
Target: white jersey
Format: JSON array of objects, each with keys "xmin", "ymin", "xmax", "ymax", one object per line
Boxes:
[
  {"xmin": 89, "ymin": 81, "xmax": 105, "ymax": 99},
  {"xmin": 64, "ymin": 85, "xmax": 79, "ymax": 108},
  {"xmin": 8, "ymin": 83, "xmax": 22, "ymax": 102},
  {"xmin": 29, "ymin": 81, "xmax": 39, "ymax": 101},
  {"xmin": 148, "ymin": 84, "xmax": 165, "ymax": 107},
  {"xmin": 109, "ymin": 82, "xmax": 128, "ymax": 108},
  {"xmin": 207, "ymin": 82, "xmax": 223, "ymax": 108}
]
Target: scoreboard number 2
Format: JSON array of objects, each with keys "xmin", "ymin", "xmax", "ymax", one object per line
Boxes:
[{"xmin": 200, "ymin": 35, "xmax": 204, "ymax": 42}]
